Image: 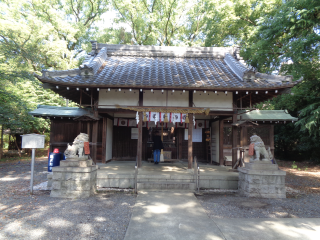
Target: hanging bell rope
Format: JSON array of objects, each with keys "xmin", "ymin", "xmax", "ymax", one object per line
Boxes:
[
  {"xmin": 143, "ymin": 112, "xmax": 147, "ymax": 122},
  {"xmin": 164, "ymin": 113, "xmax": 169, "ymax": 123},
  {"xmin": 185, "ymin": 115, "xmax": 189, "ymax": 123}
]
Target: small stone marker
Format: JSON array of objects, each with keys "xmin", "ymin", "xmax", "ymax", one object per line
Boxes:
[{"xmin": 21, "ymin": 134, "xmax": 45, "ymax": 194}]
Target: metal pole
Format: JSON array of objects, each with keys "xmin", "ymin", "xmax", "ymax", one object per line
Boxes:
[{"xmin": 30, "ymin": 148, "xmax": 35, "ymax": 194}]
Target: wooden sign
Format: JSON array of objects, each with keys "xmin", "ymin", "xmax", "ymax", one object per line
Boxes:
[
  {"xmin": 84, "ymin": 142, "xmax": 90, "ymax": 154},
  {"xmin": 163, "ymin": 151, "xmax": 172, "ymax": 160}
]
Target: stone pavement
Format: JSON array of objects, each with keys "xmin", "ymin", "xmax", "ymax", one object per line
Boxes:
[{"xmin": 124, "ymin": 190, "xmax": 320, "ymax": 240}]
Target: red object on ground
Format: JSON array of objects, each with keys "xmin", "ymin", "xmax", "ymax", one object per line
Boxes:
[
  {"xmin": 248, "ymin": 143, "xmax": 254, "ymax": 156},
  {"xmin": 53, "ymin": 148, "xmax": 60, "ymax": 153},
  {"xmin": 84, "ymin": 142, "xmax": 90, "ymax": 154}
]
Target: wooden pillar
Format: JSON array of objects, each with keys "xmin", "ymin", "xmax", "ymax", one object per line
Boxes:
[
  {"xmin": 49, "ymin": 121, "xmax": 54, "ymax": 152},
  {"xmin": 137, "ymin": 112, "xmax": 143, "ymax": 168},
  {"xmin": 270, "ymin": 125, "xmax": 274, "ymax": 157},
  {"xmin": 91, "ymin": 121, "xmax": 98, "ymax": 164},
  {"xmin": 232, "ymin": 114, "xmax": 237, "ymax": 167},
  {"xmin": 78, "ymin": 121, "xmax": 81, "ymax": 133},
  {"xmin": 219, "ymin": 119, "xmax": 224, "ymax": 166},
  {"xmin": 91, "ymin": 108, "xmax": 99, "ymax": 163},
  {"xmin": 101, "ymin": 117, "xmax": 107, "ymax": 163},
  {"xmin": 178, "ymin": 128, "xmax": 183, "ymax": 159},
  {"xmin": 87, "ymin": 122, "xmax": 91, "ymax": 141},
  {"xmin": 187, "ymin": 90, "xmax": 193, "ymax": 169},
  {"xmin": 137, "ymin": 90, "xmax": 143, "ymax": 168},
  {"xmin": 188, "ymin": 113, "xmax": 193, "ymax": 169}
]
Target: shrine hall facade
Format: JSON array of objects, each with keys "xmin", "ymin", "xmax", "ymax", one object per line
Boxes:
[{"xmin": 33, "ymin": 42, "xmax": 300, "ymax": 169}]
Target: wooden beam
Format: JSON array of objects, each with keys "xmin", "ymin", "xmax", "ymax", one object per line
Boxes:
[
  {"xmin": 101, "ymin": 117, "xmax": 107, "ymax": 163},
  {"xmin": 232, "ymin": 114, "xmax": 237, "ymax": 167},
  {"xmin": 188, "ymin": 113, "xmax": 193, "ymax": 169},
  {"xmin": 219, "ymin": 119, "xmax": 224, "ymax": 166},
  {"xmin": 97, "ymin": 112, "xmax": 114, "ymax": 120}
]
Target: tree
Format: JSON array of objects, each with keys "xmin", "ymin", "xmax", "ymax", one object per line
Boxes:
[
  {"xmin": 204, "ymin": 0, "xmax": 282, "ymax": 47},
  {"xmin": 111, "ymin": 0, "xmax": 207, "ymax": 46},
  {"xmin": 244, "ymin": 0, "xmax": 320, "ymax": 161},
  {"xmin": 0, "ymin": 0, "xmax": 110, "ymax": 156}
]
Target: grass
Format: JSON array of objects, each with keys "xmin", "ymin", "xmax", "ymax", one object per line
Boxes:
[{"xmin": 0, "ymin": 155, "xmax": 47, "ymax": 163}]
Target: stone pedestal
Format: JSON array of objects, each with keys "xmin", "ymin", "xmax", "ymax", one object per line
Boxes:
[
  {"xmin": 238, "ymin": 161, "xmax": 286, "ymax": 198},
  {"xmin": 47, "ymin": 172, "xmax": 53, "ymax": 188},
  {"xmin": 50, "ymin": 159, "xmax": 98, "ymax": 198}
]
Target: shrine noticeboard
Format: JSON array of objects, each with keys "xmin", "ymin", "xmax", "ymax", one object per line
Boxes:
[{"xmin": 84, "ymin": 142, "xmax": 90, "ymax": 154}]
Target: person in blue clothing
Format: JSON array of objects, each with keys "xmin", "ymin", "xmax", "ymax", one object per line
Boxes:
[{"xmin": 152, "ymin": 130, "xmax": 163, "ymax": 164}]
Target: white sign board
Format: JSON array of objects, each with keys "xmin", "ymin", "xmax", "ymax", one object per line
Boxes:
[
  {"xmin": 184, "ymin": 129, "xmax": 202, "ymax": 142},
  {"xmin": 131, "ymin": 128, "xmax": 138, "ymax": 139},
  {"xmin": 21, "ymin": 134, "xmax": 45, "ymax": 149}
]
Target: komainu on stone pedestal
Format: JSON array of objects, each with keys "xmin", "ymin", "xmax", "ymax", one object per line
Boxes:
[
  {"xmin": 64, "ymin": 133, "xmax": 89, "ymax": 159},
  {"xmin": 50, "ymin": 159, "xmax": 97, "ymax": 198},
  {"xmin": 238, "ymin": 134, "xmax": 286, "ymax": 198},
  {"xmin": 249, "ymin": 134, "xmax": 273, "ymax": 162},
  {"xmin": 50, "ymin": 133, "xmax": 97, "ymax": 198}
]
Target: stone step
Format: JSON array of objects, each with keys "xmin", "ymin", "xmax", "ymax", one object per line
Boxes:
[{"xmin": 137, "ymin": 181, "xmax": 196, "ymax": 190}]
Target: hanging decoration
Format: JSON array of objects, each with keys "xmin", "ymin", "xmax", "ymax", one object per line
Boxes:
[
  {"xmin": 115, "ymin": 105, "xmax": 210, "ymax": 115},
  {"xmin": 136, "ymin": 111, "xmax": 139, "ymax": 125},
  {"xmin": 114, "ymin": 118, "xmax": 209, "ymax": 129}
]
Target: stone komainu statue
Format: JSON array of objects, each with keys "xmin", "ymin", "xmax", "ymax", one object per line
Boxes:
[
  {"xmin": 64, "ymin": 133, "xmax": 89, "ymax": 159},
  {"xmin": 249, "ymin": 134, "xmax": 273, "ymax": 162}
]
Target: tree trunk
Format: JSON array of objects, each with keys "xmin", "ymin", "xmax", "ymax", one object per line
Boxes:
[
  {"xmin": 0, "ymin": 125, "xmax": 3, "ymax": 160},
  {"xmin": 14, "ymin": 136, "xmax": 22, "ymax": 157}
]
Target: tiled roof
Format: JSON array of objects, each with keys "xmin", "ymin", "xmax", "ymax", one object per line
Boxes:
[
  {"xmin": 238, "ymin": 110, "xmax": 298, "ymax": 121},
  {"xmin": 29, "ymin": 105, "xmax": 97, "ymax": 118},
  {"xmin": 35, "ymin": 43, "xmax": 301, "ymax": 90}
]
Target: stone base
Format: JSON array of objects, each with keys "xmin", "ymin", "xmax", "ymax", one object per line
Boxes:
[
  {"xmin": 47, "ymin": 172, "xmax": 53, "ymax": 188},
  {"xmin": 50, "ymin": 159, "xmax": 98, "ymax": 198},
  {"xmin": 238, "ymin": 162, "xmax": 286, "ymax": 198}
]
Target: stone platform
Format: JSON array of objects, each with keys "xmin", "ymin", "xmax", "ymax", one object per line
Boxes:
[
  {"xmin": 238, "ymin": 161, "xmax": 286, "ymax": 198},
  {"xmin": 97, "ymin": 161, "xmax": 238, "ymax": 191},
  {"xmin": 51, "ymin": 158, "xmax": 98, "ymax": 198}
]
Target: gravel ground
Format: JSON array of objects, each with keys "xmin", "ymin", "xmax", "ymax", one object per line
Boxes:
[
  {"xmin": 197, "ymin": 191, "xmax": 320, "ymax": 219},
  {"xmin": 1, "ymin": 158, "xmax": 319, "ymax": 239},
  {"xmin": 0, "ymin": 158, "xmax": 136, "ymax": 240},
  {"xmin": 197, "ymin": 160, "xmax": 320, "ymax": 219}
]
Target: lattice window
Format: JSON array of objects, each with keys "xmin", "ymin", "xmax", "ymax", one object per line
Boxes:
[{"xmin": 247, "ymin": 126, "xmax": 270, "ymax": 145}]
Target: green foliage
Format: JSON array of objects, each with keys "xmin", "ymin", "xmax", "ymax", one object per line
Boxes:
[
  {"xmin": 204, "ymin": 0, "xmax": 282, "ymax": 47},
  {"xmin": 244, "ymin": 0, "xmax": 320, "ymax": 162},
  {"xmin": 292, "ymin": 161, "xmax": 297, "ymax": 169},
  {"xmin": 111, "ymin": 0, "xmax": 207, "ymax": 46},
  {"xmin": 0, "ymin": 0, "xmax": 107, "ymax": 134},
  {"xmin": 242, "ymin": 0, "xmax": 320, "ymax": 75}
]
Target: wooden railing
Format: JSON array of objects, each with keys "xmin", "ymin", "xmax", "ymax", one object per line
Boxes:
[
  {"xmin": 134, "ymin": 156, "xmax": 138, "ymax": 194},
  {"xmin": 194, "ymin": 156, "xmax": 200, "ymax": 193}
]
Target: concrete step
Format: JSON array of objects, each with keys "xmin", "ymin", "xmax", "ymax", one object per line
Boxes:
[{"xmin": 137, "ymin": 181, "xmax": 195, "ymax": 190}]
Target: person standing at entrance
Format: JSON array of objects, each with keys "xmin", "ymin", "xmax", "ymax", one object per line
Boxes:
[{"xmin": 153, "ymin": 131, "xmax": 163, "ymax": 164}]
